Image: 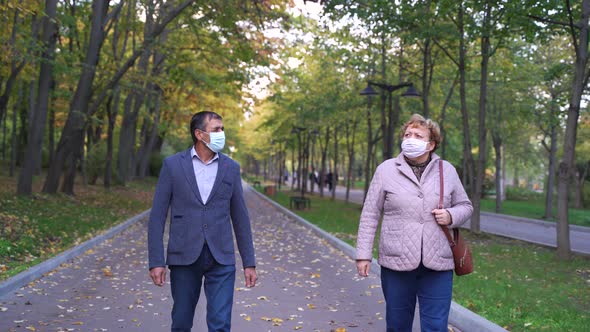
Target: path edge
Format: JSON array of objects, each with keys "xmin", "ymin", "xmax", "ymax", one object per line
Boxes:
[
  {"xmin": 0, "ymin": 209, "xmax": 151, "ymax": 299},
  {"xmin": 249, "ymin": 187, "xmax": 507, "ymax": 332}
]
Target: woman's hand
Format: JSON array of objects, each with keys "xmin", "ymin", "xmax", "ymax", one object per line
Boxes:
[
  {"xmin": 356, "ymin": 259, "xmax": 371, "ymax": 277},
  {"xmin": 432, "ymin": 209, "xmax": 452, "ymax": 226}
]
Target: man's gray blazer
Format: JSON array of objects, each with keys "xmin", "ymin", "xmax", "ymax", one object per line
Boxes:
[{"xmin": 148, "ymin": 148, "xmax": 256, "ymax": 270}]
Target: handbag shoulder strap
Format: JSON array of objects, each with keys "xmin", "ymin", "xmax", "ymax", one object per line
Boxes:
[
  {"xmin": 438, "ymin": 159, "xmax": 444, "ymax": 209},
  {"xmin": 438, "ymin": 159, "xmax": 456, "ymax": 246}
]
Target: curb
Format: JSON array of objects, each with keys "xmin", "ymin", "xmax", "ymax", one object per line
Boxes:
[
  {"xmin": 249, "ymin": 186, "xmax": 507, "ymax": 332},
  {"xmin": 0, "ymin": 209, "xmax": 151, "ymax": 299}
]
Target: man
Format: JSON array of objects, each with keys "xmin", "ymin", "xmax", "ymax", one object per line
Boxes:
[{"xmin": 148, "ymin": 111, "xmax": 257, "ymax": 332}]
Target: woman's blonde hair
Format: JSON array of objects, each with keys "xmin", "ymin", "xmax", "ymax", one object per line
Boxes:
[{"xmin": 399, "ymin": 114, "xmax": 442, "ymax": 152}]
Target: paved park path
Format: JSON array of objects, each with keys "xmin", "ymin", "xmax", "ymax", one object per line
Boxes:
[
  {"xmin": 1, "ymin": 187, "xmax": 392, "ymax": 331},
  {"xmin": 321, "ymin": 184, "xmax": 590, "ymax": 255}
]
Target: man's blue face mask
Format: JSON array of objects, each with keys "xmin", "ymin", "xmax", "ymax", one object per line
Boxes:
[{"xmin": 200, "ymin": 130, "xmax": 225, "ymax": 153}]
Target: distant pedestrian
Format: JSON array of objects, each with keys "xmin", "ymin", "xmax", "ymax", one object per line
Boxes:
[
  {"xmin": 355, "ymin": 114, "xmax": 473, "ymax": 331},
  {"xmin": 148, "ymin": 111, "xmax": 257, "ymax": 332},
  {"xmin": 326, "ymin": 172, "xmax": 334, "ymax": 191}
]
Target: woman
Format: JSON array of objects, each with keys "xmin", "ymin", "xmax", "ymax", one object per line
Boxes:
[{"xmin": 356, "ymin": 114, "xmax": 473, "ymax": 332}]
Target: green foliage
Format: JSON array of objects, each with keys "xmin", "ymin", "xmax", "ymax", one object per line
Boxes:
[
  {"xmin": 149, "ymin": 152, "xmax": 164, "ymax": 177},
  {"xmin": 86, "ymin": 141, "xmax": 108, "ymax": 182},
  {"xmin": 505, "ymin": 186, "xmax": 545, "ymax": 201}
]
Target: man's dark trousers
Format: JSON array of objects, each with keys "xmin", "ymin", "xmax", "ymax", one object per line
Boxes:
[{"xmin": 169, "ymin": 244, "xmax": 236, "ymax": 332}]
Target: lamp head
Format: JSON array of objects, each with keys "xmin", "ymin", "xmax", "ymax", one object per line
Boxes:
[
  {"xmin": 360, "ymin": 83, "xmax": 378, "ymax": 96},
  {"xmin": 402, "ymin": 85, "xmax": 421, "ymax": 97}
]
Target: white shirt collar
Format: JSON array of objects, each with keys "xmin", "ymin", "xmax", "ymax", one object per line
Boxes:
[{"xmin": 191, "ymin": 146, "xmax": 219, "ymax": 165}]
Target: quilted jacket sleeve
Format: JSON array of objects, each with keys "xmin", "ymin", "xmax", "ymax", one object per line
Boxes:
[
  {"xmin": 356, "ymin": 165, "xmax": 386, "ymax": 260},
  {"xmin": 445, "ymin": 162, "xmax": 473, "ymax": 228}
]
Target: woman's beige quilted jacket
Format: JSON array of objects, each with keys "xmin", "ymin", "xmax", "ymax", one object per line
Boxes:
[{"xmin": 356, "ymin": 153, "xmax": 473, "ymax": 271}]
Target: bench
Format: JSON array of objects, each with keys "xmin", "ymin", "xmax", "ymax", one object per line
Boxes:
[
  {"xmin": 289, "ymin": 196, "xmax": 310, "ymax": 210},
  {"xmin": 253, "ymin": 181, "xmax": 261, "ymax": 187}
]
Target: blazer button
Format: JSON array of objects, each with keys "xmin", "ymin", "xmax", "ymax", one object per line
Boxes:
[
  {"xmin": 418, "ymin": 193, "xmax": 424, "ymax": 198},
  {"xmin": 203, "ymin": 224, "xmax": 208, "ymax": 229}
]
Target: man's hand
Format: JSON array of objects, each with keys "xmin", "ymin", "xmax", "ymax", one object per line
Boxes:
[
  {"xmin": 356, "ymin": 259, "xmax": 371, "ymax": 277},
  {"xmin": 244, "ymin": 267, "xmax": 257, "ymax": 288},
  {"xmin": 149, "ymin": 267, "xmax": 167, "ymax": 286}
]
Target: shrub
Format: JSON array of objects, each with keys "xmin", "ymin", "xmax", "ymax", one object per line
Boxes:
[
  {"xmin": 505, "ymin": 186, "xmax": 544, "ymax": 201},
  {"xmin": 149, "ymin": 152, "xmax": 164, "ymax": 177}
]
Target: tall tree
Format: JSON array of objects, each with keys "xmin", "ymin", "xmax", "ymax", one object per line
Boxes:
[
  {"xmin": 43, "ymin": 0, "xmax": 111, "ymax": 195},
  {"xmin": 528, "ymin": 0, "xmax": 590, "ymax": 258},
  {"xmin": 17, "ymin": 0, "xmax": 58, "ymax": 195},
  {"xmin": 43, "ymin": 0, "xmax": 197, "ymax": 194}
]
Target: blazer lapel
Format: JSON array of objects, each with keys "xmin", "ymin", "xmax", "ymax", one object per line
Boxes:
[
  {"xmin": 180, "ymin": 148, "xmax": 204, "ymax": 204},
  {"xmin": 208, "ymin": 153, "xmax": 228, "ymax": 201}
]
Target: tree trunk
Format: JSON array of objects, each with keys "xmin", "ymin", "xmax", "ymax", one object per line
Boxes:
[
  {"xmin": 319, "ymin": 127, "xmax": 330, "ymax": 197},
  {"xmin": 574, "ymin": 161, "xmax": 589, "ymax": 209},
  {"xmin": 544, "ymin": 100, "xmax": 559, "ymax": 219},
  {"xmin": 17, "ymin": 84, "xmax": 29, "ymax": 167},
  {"xmin": 104, "ymin": 88, "xmax": 118, "ymax": 188},
  {"xmin": 471, "ymin": 1, "xmax": 492, "ymax": 234},
  {"xmin": 0, "ymin": 7, "xmax": 27, "ymax": 124},
  {"xmin": 136, "ymin": 22, "xmax": 168, "ymax": 178},
  {"xmin": 1, "ymin": 101, "xmax": 6, "ymax": 160},
  {"xmin": 345, "ymin": 118, "xmax": 358, "ymax": 203},
  {"xmin": 9, "ymin": 82, "xmax": 23, "ymax": 177},
  {"xmin": 439, "ymin": 75, "xmax": 457, "ymax": 160},
  {"xmin": 458, "ymin": 1, "xmax": 475, "ymax": 198},
  {"xmin": 363, "ymin": 103, "xmax": 374, "ymax": 203},
  {"xmin": 492, "ymin": 130, "xmax": 502, "ymax": 213},
  {"xmin": 332, "ymin": 126, "xmax": 338, "ymax": 200},
  {"xmin": 43, "ymin": 0, "xmax": 110, "ymax": 195},
  {"xmin": 118, "ymin": 1, "xmax": 155, "ymax": 184},
  {"xmin": 379, "ymin": 35, "xmax": 389, "ymax": 160},
  {"xmin": 137, "ymin": 91, "xmax": 162, "ymax": 177},
  {"xmin": 422, "ymin": 40, "xmax": 431, "ymax": 118},
  {"xmin": 557, "ymin": 0, "xmax": 589, "ymax": 259},
  {"xmin": 392, "ymin": 43, "xmax": 404, "ymax": 157},
  {"xmin": 47, "ymin": 95, "xmax": 55, "ymax": 165},
  {"xmin": 296, "ymin": 132, "xmax": 302, "ymax": 193},
  {"xmin": 16, "ymin": 0, "xmax": 58, "ymax": 195},
  {"xmin": 45, "ymin": 0, "xmax": 195, "ymax": 193}
]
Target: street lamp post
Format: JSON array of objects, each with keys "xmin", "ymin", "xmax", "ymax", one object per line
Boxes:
[{"xmin": 360, "ymin": 81, "xmax": 420, "ymax": 160}]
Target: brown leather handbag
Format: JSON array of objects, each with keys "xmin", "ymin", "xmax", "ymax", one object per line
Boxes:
[{"xmin": 438, "ymin": 160, "xmax": 474, "ymax": 276}]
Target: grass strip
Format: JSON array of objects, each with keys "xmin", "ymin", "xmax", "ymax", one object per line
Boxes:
[
  {"xmin": 480, "ymin": 199, "xmax": 590, "ymax": 227},
  {"xmin": 0, "ymin": 176, "xmax": 155, "ymax": 281}
]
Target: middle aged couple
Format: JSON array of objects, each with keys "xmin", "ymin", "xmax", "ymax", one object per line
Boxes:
[{"xmin": 148, "ymin": 111, "xmax": 473, "ymax": 332}]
